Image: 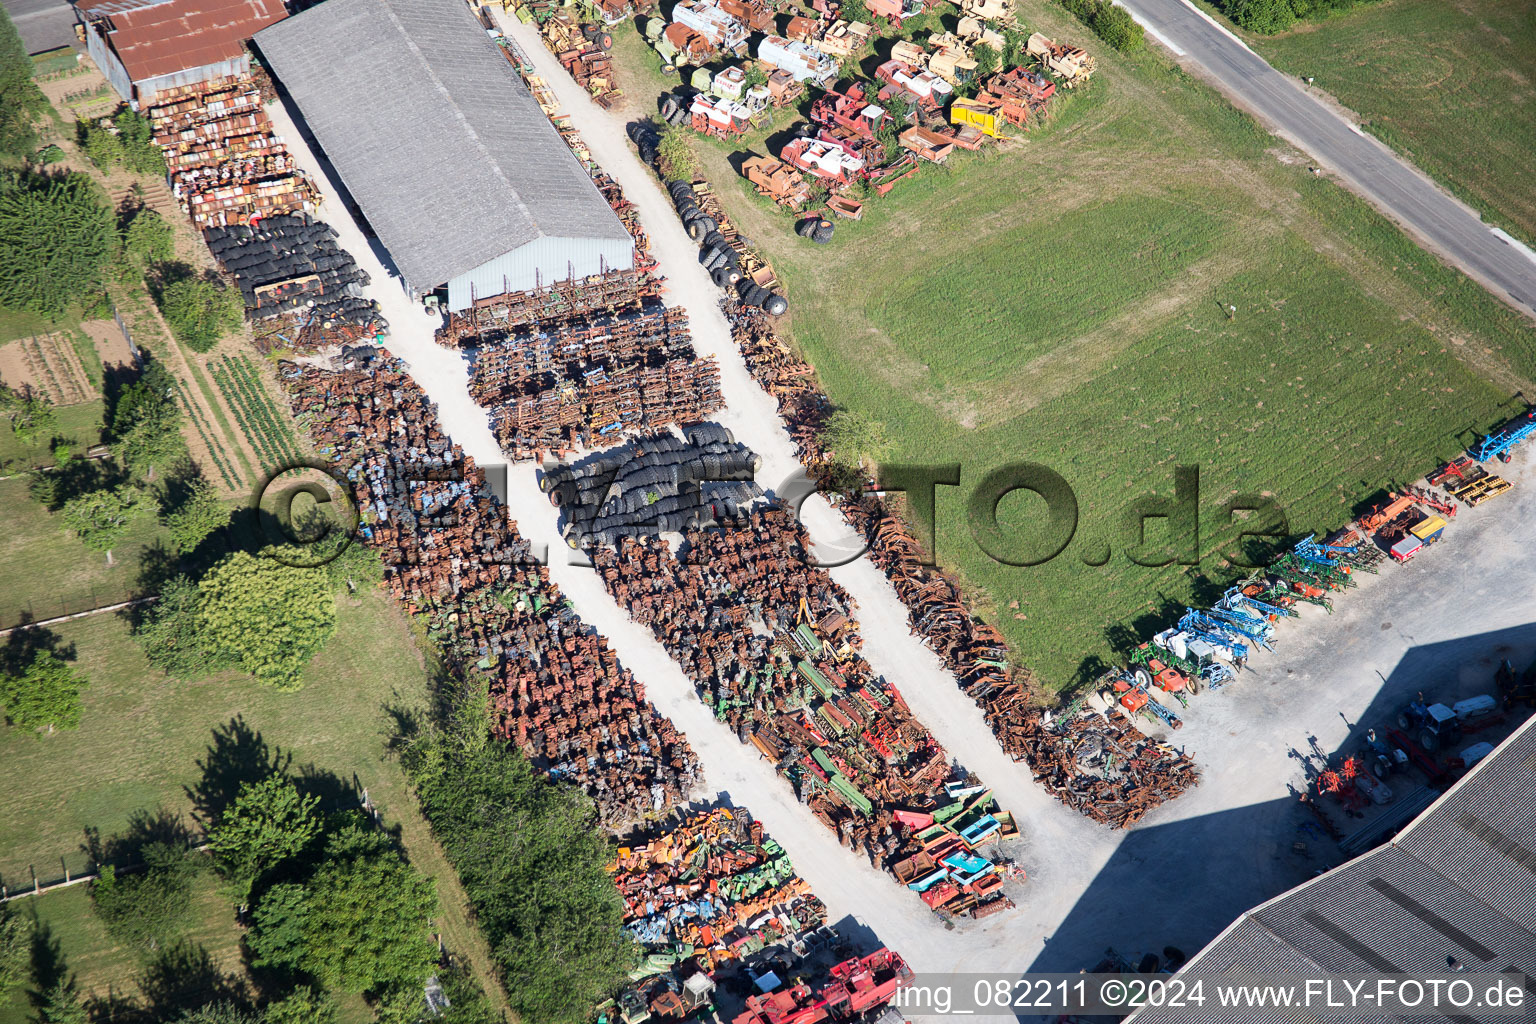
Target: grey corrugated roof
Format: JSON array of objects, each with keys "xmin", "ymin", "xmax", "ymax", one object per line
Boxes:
[
  {"xmin": 253, "ymin": 0, "xmax": 631, "ymax": 294},
  {"xmin": 1130, "ymin": 713, "xmax": 1536, "ymax": 1024}
]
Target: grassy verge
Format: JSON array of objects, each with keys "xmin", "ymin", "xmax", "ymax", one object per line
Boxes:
[
  {"xmin": 1255, "ymin": 0, "xmax": 1536, "ymax": 246},
  {"xmin": 0, "ymin": 402, "xmax": 104, "ymax": 471},
  {"xmin": 676, "ymin": 1, "xmax": 1536, "ymax": 690}
]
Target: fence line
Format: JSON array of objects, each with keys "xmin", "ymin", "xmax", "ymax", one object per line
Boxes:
[
  {"xmin": 0, "ymin": 585, "xmax": 151, "ymax": 634},
  {"xmin": 0, "ymin": 596, "xmax": 159, "ymax": 639},
  {"xmin": 0, "ymin": 787, "xmax": 377, "ymax": 904}
]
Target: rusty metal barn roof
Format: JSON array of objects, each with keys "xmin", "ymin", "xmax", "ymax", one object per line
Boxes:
[
  {"xmin": 79, "ymin": 0, "xmax": 284, "ymax": 83},
  {"xmin": 253, "ymin": 0, "xmax": 632, "ymax": 295},
  {"xmin": 1128, "ymin": 712, "xmax": 1536, "ymax": 1024}
]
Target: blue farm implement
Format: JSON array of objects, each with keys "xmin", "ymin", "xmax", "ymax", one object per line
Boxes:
[
  {"xmin": 1205, "ymin": 605, "xmax": 1276, "ymax": 650},
  {"xmin": 1270, "ymin": 552, "xmax": 1355, "ymax": 591},
  {"xmin": 1176, "ymin": 610, "xmax": 1250, "ymax": 665},
  {"xmin": 1469, "ymin": 408, "xmax": 1536, "ymax": 464}
]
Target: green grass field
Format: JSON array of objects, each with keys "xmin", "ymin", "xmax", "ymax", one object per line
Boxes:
[
  {"xmin": 672, "ymin": 1, "xmax": 1536, "ymax": 690},
  {"xmin": 1257, "ymin": 0, "xmax": 1536, "ymax": 245},
  {"xmin": 0, "ymin": 475, "xmax": 168, "ymax": 627},
  {"xmin": 0, "ymin": 592, "xmax": 506, "ymax": 1021},
  {"xmin": 0, "ymin": 402, "xmax": 104, "ymax": 472}
]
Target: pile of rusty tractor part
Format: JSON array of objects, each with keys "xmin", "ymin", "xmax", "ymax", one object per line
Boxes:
[
  {"xmin": 540, "ymin": 425, "xmax": 762, "ymax": 547},
  {"xmin": 145, "ymin": 74, "xmax": 318, "ymax": 229},
  {"xmin": 204, "ymin": 214, "xmax": 382, "ymax": 335},
  {"xmin": 461, "ymin": 298, "xmax": 724, "ymax": 461},
  {"xmin": 717, "ymin": 300, "xmax": 1196, "ymax": 829},
  {"xmin": 280, "ymin": 349, "xmax": 699, "ymax": 825},
  {"xmin": 588, "ymin": 503, "xmax": 1020, "ymax": 917}
]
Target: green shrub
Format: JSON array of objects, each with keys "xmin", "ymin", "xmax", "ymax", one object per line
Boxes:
[
  {"xmin": 158, "ymin": 276, "xmax": 243, "ymax": 352},
  {"xmin": 1056, "ymin": 0, "xmax": 1144, "ymax": 51},
  {"xmin": 0, "ymin": 171, "xmax": 116, "ymax": 317},
  {"xmin": 124, "ymin": 208, "xmax": 175, "ymax": 266}
]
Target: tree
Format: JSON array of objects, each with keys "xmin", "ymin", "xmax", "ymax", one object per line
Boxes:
[
  {"xmin": 158, "ymin": 277, "xmax": 244, "ymax": 353},
  {"xmin": 0, "ymin": 172, "xmax": 116, "ymax": 317},
  {"xmin": 207, "ymin": 774, "xmax": 322, "ymax": 904},
  {"xmin": 90, "ymin": 842, "xmax": 199, "ymax": 951},
  {"xmin": 262, "ymin": 986, "xmax": 337, "ymax": 1024},
  {"xmin": 248, "ymin": 825, "xmax": 437, "ymax": 994},
  {"xmin": 61, "ymin": 484, "xmax": 155, "ymax": 563},
  {"xmin": 0, "ymin": 7, "xmax": 47, "ymax": 160},
  {"xmin": 133, "ymin": 575, "xmax": 227, "ymax": 679},
  {"xmin": 78, "ymin": 120, "xmax": 122, "ymax": 171},
  {"xmin": 2, "ymin": 387, "xmax": 56, "ymax": 447},
  {"xmin": 33, "ymin": 980, "xmax": 88, "ymax": 1024},
  {"xmin": 972, "ymin": 42, "xmax": 999, "ymax": 78},
  {"xmin": 111, "ymin": 359, "xmax": 185, "ymax": 476},
  {"xmin": 113, "ymin": 108, "xmax": 166, "ymax": 176},
  {"xmin": 404, "ymin": 707, "xmax": 636, "ymax": 1024},
  {"xmin": 197, "ymin": 551, "xmax": 336, "ymax": 691},
  {"xmin": 1225, "ymin": 0, "xmax": 1295, "ymax": 31},
  {"xmin": 124, "ymin": 208, "xmax": 175, "ymax": 266},
  {"xmin": 818, "ymin": 408, "xmax": 892, "ymax": 491},
  {"xmin": 743, "ymin": 64, "xmax": 768, "ymax": 90},
  {"xmin": 1, "ymin": 650, "xmax": 88, "ymax": 734},
  {"xmin": 169, "ymin": 1003, "xmax": 261, "ymax": 1024},
  {"xmin": 163, "ymin": 478, "xmax": 230, "ymax": 554},
  {"xmin": 0, "ymin": 902, "xmax": 32, "ymax": 1003},
  {"xmin": 655, "ymin": 124, "xmax": 698, "ymax": 181}
]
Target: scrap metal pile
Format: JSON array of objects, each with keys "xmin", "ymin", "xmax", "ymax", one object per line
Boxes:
[
  {"xmin": 145, "ymin": 75, "xmax": 317, "ymax": 228},
  {"xmin": 462, "ymin": 300, "xmax": 724, "ymax": 460},
  {"xmin": 613, "ymin": 807, "xmax": 827, "ymax": 976},
  {"xmin": 992, "ymin": 702, "xmax": 1199, "ymax": 830},
  {"xmin": 203, "ymin": 214, "xmax": 380, "ymax": 331},
  {"xmin": 542, "ymin": 427, "xmax": 762, "ymax": 547},
  {"xmin": 280, "ymin": 350, "xmax": 698, "ymax": 824},
  {"xmin": 589, "ymin": 503, "xmax": 1019, "ymax": 917},
  {"xmin": 718, "ymin": 299, "xmax": 1198, "ymax": 829}
]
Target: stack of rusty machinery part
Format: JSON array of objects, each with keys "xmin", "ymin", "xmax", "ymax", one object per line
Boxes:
[
  {"xmin": 541, "ymin": 426, "xmax": 762, "ymax": 547},
  {"xmin": 278, "ymin": 349, "xmax": 699, "ymax": 825},
  {"xmin": 534, "ymin": 10, "xmax": 623, "ymax": 109},
  {"xmin": 203, "ymin": 214, "xmax": 382, "ymax": 337},
  {"xmin": 251, "ymin": 309, "xmax": 383, "ymax": 356},
  {"xmin": 437, "ymin": 269, "xmax": 663, "ymax": 344},
  {"xmin": 715, "ymin": 299, "xmax": 1199, "ymax": 828},
  {"xmin": 145, "ymin": 74, "xmax": 317, "ymax": 229},
  {"xmin": 460, "ymin": 299, "xmax": 723, "ymax": 461},
  {"xmin": 993, "ymin": 699, "xmax": 1200, "ymax": 829},
  {"xmin": 589, "ymin": 502, "xmax": 1019, "ymax": 917},
  {"xmin": 612, "ymin": 806, "xmax": 829, "ymax": 984}
]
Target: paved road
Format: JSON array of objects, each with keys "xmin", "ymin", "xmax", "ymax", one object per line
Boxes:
[
  {"xmin": 1118, "ymin": 0, "xmax": 1536, "ymax": 322},
  {"xmin": 2, "ymin": 0, "xmax": 77, "ymax": 54}
]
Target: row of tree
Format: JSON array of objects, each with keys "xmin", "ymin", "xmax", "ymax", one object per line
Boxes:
[{"xmin": 400, "ymin": 689, "xmax": 637, "ymax": 1024}]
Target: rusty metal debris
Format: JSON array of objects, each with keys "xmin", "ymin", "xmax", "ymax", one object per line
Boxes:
[
  {"xmin": 279, "ymin": 349, "xmax": 699, "ymax": 825},
  {"xmin": 145, "ymin": 74, "xmax": 318, "ymax": 229},
  {"xmin": 583, "ymin": 502, "xmax": 1019, "ymax": 915},
  {"xmin": 459, "ymin": 299, "xmax": 724, "ymax": 461},
  {"xmin": 717, "ymin": 296, "xmax": 1198, "ymax": 830}
]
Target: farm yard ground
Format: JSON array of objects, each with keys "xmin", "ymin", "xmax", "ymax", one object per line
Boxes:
[
  {"xmin": 1248, "ymin": 0, "xmax": 1536, "ymax": 246},
  {"xmin": 0, "ymin": 593, "xmax": 507, "ymax": 1024},
  {"xmin": 645, "ymin": 0, "xmax": 1536, "ymax": 690}
]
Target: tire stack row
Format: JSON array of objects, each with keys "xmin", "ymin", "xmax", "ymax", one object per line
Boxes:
[
  {"xmin": 204, "ymin": 214, "xmax": 378, "ymax": 327},
  {"xmin": 541, "ymin": 424, "xmax": 764, "ymax": 548}
]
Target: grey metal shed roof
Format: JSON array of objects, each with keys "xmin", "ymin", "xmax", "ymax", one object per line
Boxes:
[
  {"xmin": 253, "ymin": 0, "xmax": 631, "ymax": 295},
  {"xmin": 1130, "ymin": 713, "xmax": 1536, "ymax": 1024}
]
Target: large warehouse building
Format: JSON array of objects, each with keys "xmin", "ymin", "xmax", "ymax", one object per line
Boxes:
[
  {"xmin": 254, "ymin": 0, "xmax": 635, "ymax": 312},
  {"xmin": 1129, "ymin": 710, "xmax": 1536, "ymax": 1024},
  {"xmin": 78, "ymin": 0, "xmax": 286, "ymax": 104}
]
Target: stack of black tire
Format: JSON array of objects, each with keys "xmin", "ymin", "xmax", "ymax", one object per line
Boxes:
[
  {"xmin": 541, "ymin": 424, "xmax": 764, "ymax": 548},
  {"xmin": 796, "ymin": 216, "xmax": 834, "ymax": 245},
  {"xmin": 204, "ymin": 214, "xmax": 378, "ymax": 327}
]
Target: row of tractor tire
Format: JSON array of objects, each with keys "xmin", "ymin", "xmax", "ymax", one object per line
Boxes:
[{"xmin": 625, "ymin": 121, "xmax": 789, "ymax": 318}]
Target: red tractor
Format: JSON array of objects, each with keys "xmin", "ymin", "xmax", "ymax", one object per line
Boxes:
[{"xmin": 809, "ymin": 82, "xmax": 892, "ymax": 140}]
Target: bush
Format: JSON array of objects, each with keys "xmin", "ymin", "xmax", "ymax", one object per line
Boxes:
[
  {"xmin": 158, "ymin": 276, "xmax": 244, "ymax": 352},
  {"xmin": 1056, "ymin": 0, "xmax": 1144, "ymax": 51},
  {"xmin": 656, "ymin": 124, "xmax": 698, "ymax": 181},
  {"xmin": 133, "ymin": 574, "xmax": 228, "ymax": 679},
  {"xmin": 0, "ymin": 7, "xmax": 47, "ymax": 159},
  {"xmin": 124, "ymin": 208, "xmax": 175, "ymax": 266},
  {"xmin": 1092, "ymin": 3, "xmax": 1144, "ymax": 50},
  {"xmin": 90, "ymin": 842, "xmax": 200, "ymax": 951},
  {"xmin": 0, "ymin": 171, "xmax": 116, "ymax": 317},
  {"xmin": 114, "ymin": 108, "xmax": 165, "ymax": 175}
]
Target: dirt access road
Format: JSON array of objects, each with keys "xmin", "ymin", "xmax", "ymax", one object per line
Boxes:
[{"xmin": 269, "ymin": 27, "xmax": 1536, "ymax": 992}]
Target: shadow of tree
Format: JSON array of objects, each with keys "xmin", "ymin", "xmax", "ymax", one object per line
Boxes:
[
  {"xmin": 81, "ymin": 806, "xmax": 196, "ymax": 868},
  {"xmin": 0, "ymin": 618, "xmax": 77, "ymax": 676},
  {"xmin": 185, "ymin": 716, "xmax": 291, "ymax": 828},
  {"xmin": 28, "ymin": 914, "xmax": 69, "ymax": 1005},
  {"xmin": 136, "ymin": 940, "xmax": 248, "ymax": 1021}
]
